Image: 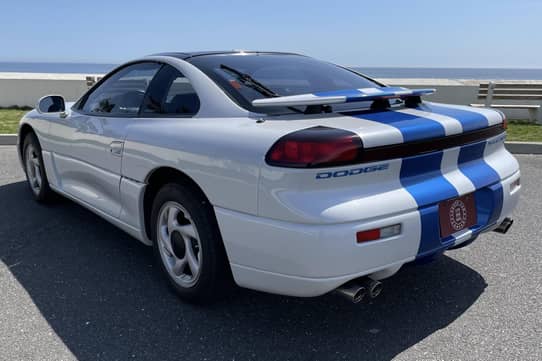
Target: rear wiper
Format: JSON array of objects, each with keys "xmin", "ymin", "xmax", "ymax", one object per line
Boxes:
[
  {"xmin": 219, "ymin": 64, "xmax": 303, "ymax": 114},
  {"xmin": 220, "ymin": 64, "xmax": 277, "ymax": 97}
]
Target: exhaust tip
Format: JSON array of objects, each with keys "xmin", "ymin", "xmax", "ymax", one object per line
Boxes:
[
  {"xmin": 369, "ymin": 281, "xmax": 383, "ymax": 298},
  {"xmin": 494, "ymin": 218, "xmax": 514, "ymax": 234},
  {"xmin": 334, "ymin": 282, "xmax": 367, "ymax": 303},
  {"xmin": 360, "ymin": 278, "xmax": 383, "ymax": 299},
  {"xmin": 352, "ymin": 288, "xmax": 365, "ymax": 303},
  {"xmin": 334, "ymin": 278, "xmax": 384, "ymax": 303}
]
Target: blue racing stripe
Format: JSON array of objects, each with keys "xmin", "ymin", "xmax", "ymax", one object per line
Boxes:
[
  {"xmin": 488, "ymin": 184, "xmax": 504, "ymax": 225},
  {"xmin": 400, "ymin": 151, "xmax": 458, "ymax": 258},
  {"xmin": 416, "ymin": 205, "xmax": 454, "ymax": 259},
  {"xmin": 448, "ymin": 182, "xmax": 504, "ymax": 248},
  {"xmin": 458, "ymin": 141, "xmax": 501, "ymax": 188},
  {"xmin": 477, "ymin": 182, "xmax": 504, "ymax": 226},
  {"xmin": 449, "ymin": 141, "xmax": 503, "ymax": 247},
  {"xmin": 347, "ymin": 110, "xmax": 446, "ymax": 142},
  {"xmin": 418, "ymin": 103, "xmax": 488, "ymax": 132},
  {"xmin": 400, "ymin": 140, "xmax": 504, "ymax": 258},
  {"xmin": 314, "ymin": 88, "xmax": 364, "ymax": 98},
  {"xmin": 314, "ymin": 87, "xmax": 432, "ymax": 102},
  {"xmin": 400, "ymin": 151, "xmax": 458, "ymax": 206}
]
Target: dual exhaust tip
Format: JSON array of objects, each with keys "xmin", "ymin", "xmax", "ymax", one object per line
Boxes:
[
  {"xmin": 335, "ymin": 217, "xmax": 515, "ymax": 303},
  {"xmin": 334, "ymin": 278, "xmax": 383, "ymax": 304}
]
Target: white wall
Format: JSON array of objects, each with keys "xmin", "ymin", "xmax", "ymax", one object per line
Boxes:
[
  {"xmin": 0, "ymin": 73, "xmax": 99, "ymax": 108},
  {"xmin": 0, "ymin": 73, "xmax": 539, "ymax": 121}
]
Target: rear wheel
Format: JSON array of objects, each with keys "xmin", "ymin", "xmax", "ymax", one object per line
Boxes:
[
  {"xmin": 23, "ymin": 133, "xmax": 54, "ymax": 202},
  {"xmin": 150, "ymin": 183, "xmax": 231, "ymax": 303}
]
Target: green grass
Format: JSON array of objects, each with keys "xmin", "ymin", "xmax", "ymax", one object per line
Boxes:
[
  {"xmin": 0, "ymin": 109, "xmax": 27, "ymax": 134},
  {"xmin": 506, "ymin": 121, "xmax": 542, "ymax": 142},
  {"xmin": 0, "ymin": 109, "xmax": 540, "ymax": 141}
]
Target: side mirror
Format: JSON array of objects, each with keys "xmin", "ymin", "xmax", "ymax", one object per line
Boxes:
[{"xmin": 37, "ymin": 95, "xmax": 66, "ymax": 113}]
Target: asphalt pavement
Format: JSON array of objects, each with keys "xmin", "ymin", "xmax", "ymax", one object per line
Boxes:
[{"xmin": 0, "ymin": 145, "xmax": 540, "ymax": 361}]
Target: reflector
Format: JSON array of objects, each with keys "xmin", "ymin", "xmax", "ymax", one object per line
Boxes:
[{"xmin": 356, "ymin": 224, "xmax": 401, "ymax": 243}]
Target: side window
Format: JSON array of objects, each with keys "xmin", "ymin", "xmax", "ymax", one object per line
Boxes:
[
  {"xmin": 141, "ymin": 65, "xmax": 200, "ymax": 116},
  {"xmin": 81, "ymin": 62, "xmax": 161, "ymax": 116}
]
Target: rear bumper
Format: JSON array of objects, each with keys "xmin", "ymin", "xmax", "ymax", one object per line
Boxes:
[{"xmin": 215, "ymin": 170, "xmax": 520, "ymax": 297}]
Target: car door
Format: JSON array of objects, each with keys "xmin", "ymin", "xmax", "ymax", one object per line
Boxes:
[{"xmin": 47, "ymin": 62, "xmax": 162, "ymax": 217}]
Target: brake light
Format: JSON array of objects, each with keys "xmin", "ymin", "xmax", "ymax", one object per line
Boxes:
[
  {"xmin": 266, "ymin": 126, "xmax": 363, "ymax": 168},
  {"xmin": 495, "ymin": 109, "xmax": 507, "ymax": 130}
]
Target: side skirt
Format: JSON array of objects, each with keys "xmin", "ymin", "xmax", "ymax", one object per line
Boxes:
[{"xmin": 49, "ymin": 183, "xmax": 151, "ymax": 246}]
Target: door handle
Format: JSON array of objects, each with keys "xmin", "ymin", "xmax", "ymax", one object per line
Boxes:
[{"xmin": 109, "ymin": 141, "xmax": 124, "ymax": 156}]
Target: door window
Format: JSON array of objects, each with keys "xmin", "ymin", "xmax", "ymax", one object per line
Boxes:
[
  {"xmin": 81, "ymin": 62, "xmax": 162, "ymax": 116},
  {"xmin": 141, "ymin": 65, "xmax": 200, "ymax": 116}
]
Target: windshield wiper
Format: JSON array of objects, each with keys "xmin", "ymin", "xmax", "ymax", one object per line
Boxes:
[
  {"xmin": 219, "ymin": 64, "xmax": 303, "ymax": 114},
  {"xmin": 220, "ymin": 64, "xmax": 278, "ymax": 97}
]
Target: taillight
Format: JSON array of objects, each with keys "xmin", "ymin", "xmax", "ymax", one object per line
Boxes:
[
  {"xmin": 495, "ymin": 109, "xmax": 507, "ymax": 130},
  {"xmin": 266, "ymin": 126, "xmax": 363, "ymax": 168}
]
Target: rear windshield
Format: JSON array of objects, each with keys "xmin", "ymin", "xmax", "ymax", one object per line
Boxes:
[{"xmin": 188, "ymin": 54, "xmax": 382, "ymax": 115}]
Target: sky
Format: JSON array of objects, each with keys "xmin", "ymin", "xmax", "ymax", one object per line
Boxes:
[{"xmin": 1, "ymin": 0, "xmax": 541, "ymax": 68}]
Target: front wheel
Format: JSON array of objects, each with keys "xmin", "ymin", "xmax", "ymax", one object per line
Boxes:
[
  {"xmin": 150, "ymin": 183, "xmax": 231, "ymax": 303},
  {"xmin": 23, "ymin": 133, "xmax": 54, "ymax": 202}
]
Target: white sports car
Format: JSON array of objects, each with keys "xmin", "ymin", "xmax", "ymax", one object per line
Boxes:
[{"xmin": 18, "ymin": 51, "xmax": 520, "ymax": 303}]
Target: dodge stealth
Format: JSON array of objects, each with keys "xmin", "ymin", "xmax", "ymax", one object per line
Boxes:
[{"xmin": 17, "ymin": 51, "xmax": 520, "ymax": 303}]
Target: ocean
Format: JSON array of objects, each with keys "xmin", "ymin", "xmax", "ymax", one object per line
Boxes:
[
  {"xmin": 1, "ymin": 62, "xmax": 542, "ymax": 80},
  {"xmin": 354, "ymin": 67, "xmax": 542, "ymax": 80},
  {"xmin": 0, "ymin": 62, "xmax": 118, "ymax": 74}
]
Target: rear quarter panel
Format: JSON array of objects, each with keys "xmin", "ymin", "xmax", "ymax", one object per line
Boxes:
[{"xmin": 122, "ymin": 117, "xmax": 273, "ymax": 214}]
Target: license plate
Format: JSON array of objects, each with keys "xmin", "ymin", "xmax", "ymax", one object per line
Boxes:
[{"xmin": 439, "ymin": 194, "xmax": 477, "ymax": 238}]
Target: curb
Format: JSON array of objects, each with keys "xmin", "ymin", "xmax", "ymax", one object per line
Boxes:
[
  {"xmin": 0, "ymin": 134, "xmax": 17, "ymax": 145},
  {"xmin": 1, "ymin": 134, "xmax": 542, "ymax": 154},
  {"xmin": 505, "ymin": 141, "xmax": 542, "ymax": 155}
]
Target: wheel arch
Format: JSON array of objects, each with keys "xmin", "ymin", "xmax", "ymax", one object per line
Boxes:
[
  {"xmin": 18, "ymin": 123, "xmax": 36, "ymax": 161},
  {"xmin": 142, "ymin": 166, "xmax": 213, "ymax": 242}
]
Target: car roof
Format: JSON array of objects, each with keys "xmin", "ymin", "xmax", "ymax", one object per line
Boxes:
[{"xmin": 149, "ymin": 50, "xmax": 303, "ymax": 60}]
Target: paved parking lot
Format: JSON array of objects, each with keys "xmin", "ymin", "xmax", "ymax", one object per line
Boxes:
[{"xmin": 0, "ymin": 145, "xmax": 541, "ymax": 361}]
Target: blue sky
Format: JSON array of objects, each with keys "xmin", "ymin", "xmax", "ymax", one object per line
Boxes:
[{"xmin": 1, "ymin": 0, "xmax": 541, "ymax": 68}]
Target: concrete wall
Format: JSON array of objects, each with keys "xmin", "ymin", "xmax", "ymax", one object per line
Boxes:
[
  {"xmin": 0, "ymin": 72, "xmax": 540, "ymax": 121},
  {"xmin": 0, "ymin": 73, "xmax": 99, "ymax": 108}
]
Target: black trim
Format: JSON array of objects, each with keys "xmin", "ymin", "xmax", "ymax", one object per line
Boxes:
[
  {"xmin": 360, "ymin": 124, "xmax": 505, "ymax": 163},
  {"xmin": 153, "ymin": 51, "xmax": 304, "ymax": 60},
  {"xmin": 73, "ymin": 60, "xmax": 164, "ymax": 117},
  {"xmin": 187, "ymin": 54, "xmax": 383, "ymax": 115},
  {"xmin": 138, "ymin": 64, "xmax": 200, "ymax": 118}
]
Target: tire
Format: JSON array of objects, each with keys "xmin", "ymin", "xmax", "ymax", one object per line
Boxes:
[
  {"xmin": 22, "ymin": 132, "xmax": 55, "ymax": 202},
  {"xmin": 150, "ymin": 183, "xmax": 231, "ymax": 303}
]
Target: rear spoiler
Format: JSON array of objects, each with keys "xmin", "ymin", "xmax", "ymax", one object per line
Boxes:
[{"xmin": 251, "ymin": 87, "xmax": 435, "ymax": 107}]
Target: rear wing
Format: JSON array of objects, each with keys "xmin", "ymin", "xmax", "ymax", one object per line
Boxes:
[{"xmin": 251, "ymin": 87, "xmax": 435, "ymax": 107}]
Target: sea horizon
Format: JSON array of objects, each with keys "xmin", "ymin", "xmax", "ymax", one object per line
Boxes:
[{"xmin": 1, "ymin": 61, "xmax": 542, "ymax": 80}]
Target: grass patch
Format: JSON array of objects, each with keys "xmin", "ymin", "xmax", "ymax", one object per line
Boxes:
[
  {"xmin": 506, "ymin": 121, "xmax": 542, "ymax": 142},
  {"xmin": 0, "ymin": 109, "xmax": 540, "ymax": 141},
  {"xmin": 0, "ymin": 109, "xmax": 27, "ymax": 133}
]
